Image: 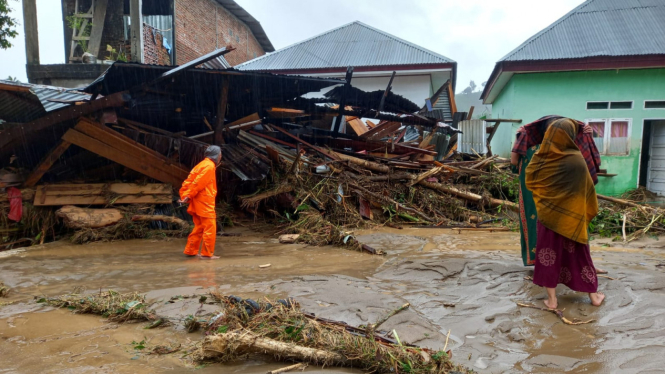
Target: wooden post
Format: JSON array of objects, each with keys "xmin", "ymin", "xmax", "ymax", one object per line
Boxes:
[
  {"xmin": 22, "ymin": 0, "xmax": 40, "ymax": 66},
  {"xmin": 214, "ymin": 77, "xmax": 230, "ymax": 145},
  {"xmin": 377, "ymin": 71, "xmax": 396, "ymax": 112},
  {"xmin": 332, "ymin": 67, "xmax": 353, "ymax": 135},
  {"xmin": 23, "ymin": 140, "xmax": 72, "ymax": 187},
  {"xmin": 129, "ymin": 0, "xmax": 144, "ymax": 63},
  {"xmin": 87, "ymin": 0, "xmax": 109, "ymax": 58}
]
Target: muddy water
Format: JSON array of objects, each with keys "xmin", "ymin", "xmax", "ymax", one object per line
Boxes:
[{"xmin": 2, "ymin": 227, "xmax": 665, "ymax": 373}]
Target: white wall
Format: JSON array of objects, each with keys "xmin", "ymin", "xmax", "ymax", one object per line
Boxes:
[{"xmin": 351, "ymin": 75, "xmax": 432, "ymax": 107}]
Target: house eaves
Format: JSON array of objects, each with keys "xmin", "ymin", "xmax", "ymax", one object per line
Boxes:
[
  {"xmin": 214, "ymin": 0, "xmax": 275, "ymax": 52},
  {"xmin": 482, "ymin": 0, "xmax": 665, "ymax": 103}
]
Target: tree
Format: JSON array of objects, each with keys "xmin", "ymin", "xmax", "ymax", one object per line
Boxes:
[
  {"xmin": 0, "ymin": 0, "xmax": 18, "ymax": 50},
  {"xmin": 461, "ymin": 80, "xmax": 477, "ymax": 95}
]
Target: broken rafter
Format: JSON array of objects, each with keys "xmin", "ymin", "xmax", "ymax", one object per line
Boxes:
[
  {"xmin": 0, "ymin": 91, "xmax": 129, "ymax": 152},
  {"xmin": 23, "ymin": 140, "xmax": 72, "ymax": 187}
]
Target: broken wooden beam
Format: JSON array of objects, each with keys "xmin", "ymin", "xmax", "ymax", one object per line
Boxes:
[
  {"xmin": 214, "ymin": 77, "xmax": 230, "ymax": 145},
  {"xmin": 23, "ymin": 140, "xmax": 72, "ymax": 187},
  {"xmin": 62, "ymin": 126, "xmax": 187, "ymax": 187},
  {"xmin": 0, "ymin": 92, "xmax": 129, "ymax": 152},
  {"xmin": 34, "ymin": 183, "xmax": 172, "ymax": 206}
]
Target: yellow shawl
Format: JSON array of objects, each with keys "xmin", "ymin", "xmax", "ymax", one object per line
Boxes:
[{"xmin": 525, "ymin": 118, "xmax": 598, "ymax": 243}]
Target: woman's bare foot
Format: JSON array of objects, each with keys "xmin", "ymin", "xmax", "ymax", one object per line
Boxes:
[
  {"xmin": 589, "ymin": 292, "xmax": 605, "ymax": 306},
  {"xmin": 544, "ymin": 298, "xmax": 558, "ymax": 309},
  {"xmin": 544, "ymin": 287, "xmax": 558, "ymax": 309},
  {"xmin": 596, "ymin": 268, "xmax": 608, "ymax": 274},
  {"xmin": 200, "ymin": 255, "xmax": 220, "ymax": 260}
]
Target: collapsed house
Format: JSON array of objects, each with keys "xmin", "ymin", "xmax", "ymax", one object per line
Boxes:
[{"xmin": 1, "ymin": 42, "xmax": 523, "ymax": 251}]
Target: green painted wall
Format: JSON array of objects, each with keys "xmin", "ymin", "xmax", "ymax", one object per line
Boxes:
[{"xmin": 489, "ymin": 68, "xmax": 665, "ymax": 196}]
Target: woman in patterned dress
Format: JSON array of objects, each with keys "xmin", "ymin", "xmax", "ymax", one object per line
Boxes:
[{"xmin": 525, "ymin": 118, "xmax": 605, "ymax": 308}]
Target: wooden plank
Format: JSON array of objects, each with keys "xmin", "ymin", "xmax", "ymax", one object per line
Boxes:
[
  {"xmin": 365, "ymin": 120, "xmax": 377, "ymax": 129},
  {"xmin": 36, "ymin": 193, "xmax": 171, "ymax": 206},
  {"xmin": 74, "ymin": 119, "xmax": 189, "ymax": 179},
  {"xmin": 361, "ymin": 121, "xmax": 402, "ymax": 140},
  {"xmin": 0, "ymin": 83, "xmax": 31, "ymax": 93},
  {"xmin": 447, "ymin": 83, "xmax": 457, "ymax": 114},
  {"xmin": 34, "ymin": 183, "xmax": 170, "ymax": 195},
  {"xmin": 346, "ymin": 117, "xmax": 368, "ymax": 136},
  {"xmin": 23, "ymin": 140, "xmax": 72, "ymax": 187},
  {"xmin": 62, "ymin": 129, "xmax": 184, "ymax": 186},
  {"xmin": 34, "ymin": 183, "xmax": 172, "ymax": 206},
  {"xmin": 87, "ymin": 0, "xmax": 108, "ymax": 57},
  {"xmin": 214, "ymin": 77, "xmax": 230, "ymax": 145},
  {"xmin": 226, "ymin": 113, "xmax": 260, "ymax": 128},
  {"xmin": 0, "ymin": 92, "xmax": 128, "ymax": 152},
  {"xmin": 22, "ymin": 0, "xmax": 40, "ymax": 65}
]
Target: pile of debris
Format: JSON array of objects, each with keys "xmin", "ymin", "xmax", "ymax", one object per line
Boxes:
[
  {"xmin": 1, "ymin": 47, "xmax": 654, "ymax": 251},
  {"xmin": 44, "ymin": 288, "xmax": 472, "ymax": 373}
]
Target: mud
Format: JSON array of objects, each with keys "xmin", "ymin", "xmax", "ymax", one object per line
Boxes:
[{"xmin": 2, "ymin": 227, "xmax": 665, "ymax": 373}]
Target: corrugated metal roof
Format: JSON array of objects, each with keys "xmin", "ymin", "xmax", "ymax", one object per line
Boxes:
[
  {"xmin": 200, "ymin": 55, "xmax": 232, "ymax": 69},
  {"xmin": 0, "ymin": 80, "xmax": 91, "ymax": 123},
  {"xmin": 500, "ymin": 0, "xmax": 665, "ymax": 62},
  {"xmin": 236, "ymin": 21, "xmax": 455, "ymax": 71}
]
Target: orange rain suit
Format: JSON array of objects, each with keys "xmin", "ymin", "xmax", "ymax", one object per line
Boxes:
[{"xmin": 179, "ymin": 158, "xmax": 217, "ymax": 257}]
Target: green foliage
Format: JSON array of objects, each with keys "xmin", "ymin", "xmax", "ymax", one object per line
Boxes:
[
  {"xmin": 131, "ymin": 339, "xmax": 146, "ymax": 350},
  {"xmin": 216, "ymin": 325, "xmax": 228, "ymax": 334},
  {"xmin": 66, "ymin": 13, "xmax": 93, "ymax": 52},
  {"xmin": 0, "ymin": 0, "xmax": 18, "ymax": 50},
  {"xmin": 106, "ymin": 44, "xmax": 128, "ymax": 62},
  {"xmin": 478, "ymin": 172, "xmax": 519, "ymax": 202},
  {"xmin": 589, "ymin": 207, "xmax": 624, "ymax": 237}
]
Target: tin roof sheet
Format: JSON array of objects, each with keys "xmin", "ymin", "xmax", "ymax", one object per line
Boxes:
[
  {"xmin": 0, "ymin": 80, "xmax": 91, "ymax": 123},
  {"xmin": 500, "ymin": 0, "xmax": 665, "ymax": 62},
  {"xmin": 236, "ymin": 21, "xmax": 455, "ymax": 71}
]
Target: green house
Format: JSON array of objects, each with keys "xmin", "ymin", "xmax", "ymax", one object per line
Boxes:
[{"xmin": 482, "ymin": 0, "xmax": 665, "ymax": 196}]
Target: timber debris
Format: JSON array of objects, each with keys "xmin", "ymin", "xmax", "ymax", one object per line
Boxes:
[{"xmin": 0, "ymin": 53, "xmax": 657, "ymax": 251}]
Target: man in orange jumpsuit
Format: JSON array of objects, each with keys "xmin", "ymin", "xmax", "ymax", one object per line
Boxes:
[{"xmin": 178, "ymin": 145, "xmax": 221, "ymax": 259}]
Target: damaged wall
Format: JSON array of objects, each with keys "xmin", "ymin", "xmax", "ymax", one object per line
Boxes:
[
  {"xmin": 143, "ymin": 24, "xmax": 172, "ymax": 66},
  {"xmin": 174, "ymin": 0, "xmax": 265, "ymax": 66}
]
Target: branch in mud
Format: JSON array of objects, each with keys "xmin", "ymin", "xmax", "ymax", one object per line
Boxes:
[{"xmin": 516, "ymin": 302, "xmax": 595, "ymax": 325}]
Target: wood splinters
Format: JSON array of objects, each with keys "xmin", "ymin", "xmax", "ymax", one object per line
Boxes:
[{"xmin": 516, "ymin": 302, "xmax": 596, "ymax": 325}]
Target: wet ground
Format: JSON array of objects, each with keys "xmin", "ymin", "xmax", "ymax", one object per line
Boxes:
[{"xmin": 2, "ymin": 227, "xmax": 665, "ymax": 373}]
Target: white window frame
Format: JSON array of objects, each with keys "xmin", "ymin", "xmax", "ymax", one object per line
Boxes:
[
  {"xmin": 644, "ymin": 100, "xmax": 665, "ymax": 110},
  {"xmin": 585, "ymin": 118, "xmax": 632, "ymax": 156},
  {"xmin": 586, "ymin": 101, "xmax": 634, "ymax": 110}
]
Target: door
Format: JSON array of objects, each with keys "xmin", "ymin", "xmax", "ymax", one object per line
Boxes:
[{"xmin": 647, "ymin": 121, "xmax": 665, "ymax": 195}]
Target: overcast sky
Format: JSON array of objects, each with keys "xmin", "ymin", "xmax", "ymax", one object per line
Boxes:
[{"xmin": 0, "ymin": 0, "xmax": 584, "ymax": 93}]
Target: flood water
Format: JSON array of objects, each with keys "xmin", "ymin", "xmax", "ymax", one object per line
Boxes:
[{"xmin": 1, "ymin": 227, "xmax": 665, "ymax": 373}]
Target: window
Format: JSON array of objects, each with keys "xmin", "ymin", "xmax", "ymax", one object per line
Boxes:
[
  {"xmin": 610, "ymin": 101, "xmax": 632, "ymax": 109},
  {"xmin": 587, "ymin": 101, "xmax": 633, "ymax": 110},
  {"xmin": 645, "ymin": 101, "xmax": 665, "ymax": 109},
  {"xmin": 587, "ymin": 102, "xmax": 608, "ymax": 110},
  {"xmin": 586, "ymin": 119, "xmax": 631, "ymax": 155}
]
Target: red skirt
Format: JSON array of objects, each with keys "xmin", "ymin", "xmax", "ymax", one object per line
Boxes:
[{"xmin": 532, "ymin": 221, "xmax": 598, "ymax": 293}]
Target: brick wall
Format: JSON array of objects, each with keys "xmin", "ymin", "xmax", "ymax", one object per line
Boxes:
[
  {"xmin": 143, "ymin": 24, "xmax": 172, "ymax": 65},
  {"xmin": 174, "ymin": 0, "xmax": 266, "ymax": 66}
]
